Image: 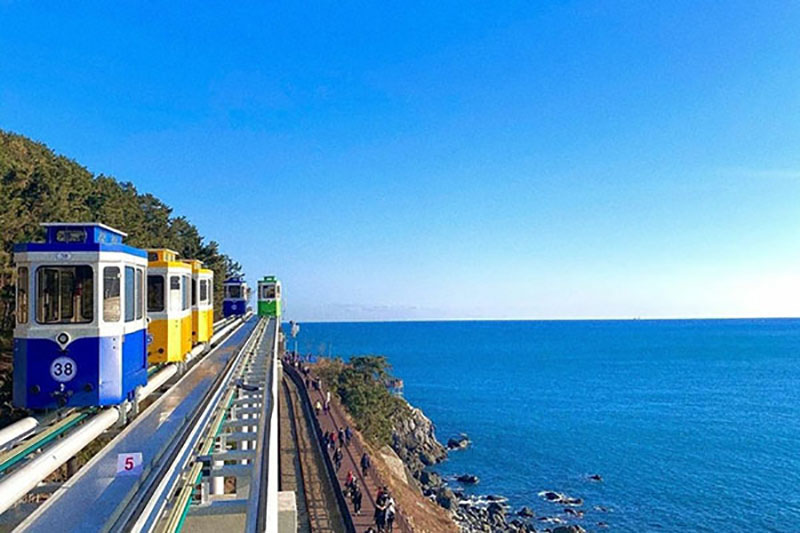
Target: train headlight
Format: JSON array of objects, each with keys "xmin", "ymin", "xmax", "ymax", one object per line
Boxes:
[{"xmin": 56, "ymin": 332, "xmax": 71, "ymax": 346}]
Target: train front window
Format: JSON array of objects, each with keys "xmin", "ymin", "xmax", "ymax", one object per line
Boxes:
[
  {"xmin": 17, "ymin": 267, "xmax": 28, "ymax": 324},
  {"xmin": 147, "ymin": 275, "xmax": 165, "ymax": 312},
  {"xmin": 36, "ymin": 266, "xmax": 93, "ymax": 324},
  {"xmin": 227, "ymin": 285, "xmax": 241, "ymax": 299},
  {"xmin": 200, "ymin": 280, "xmax": 209, "ymax": 302},
  {"xmin": 103, "ymin": 267, "xmax": 121, "ymax": 322},
  {"xmin": 263, "ymin": 285, "xmax": 276, "ymax": 299}
]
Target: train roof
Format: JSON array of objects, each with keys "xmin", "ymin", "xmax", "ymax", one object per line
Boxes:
[
  {"xmin": 259, "ymin": 276, "xmax": 279, "ymax": 283},
  {"xmin": 224, "ymin": 277, "xmax": 246, "ymax": 285},
  {"xmin": 13, "ymin": 222, "xmax": 146, "ymax": 257},
  {"xmin": 40, "ymin": 222, "xmax": 127, "ymax": 237}
]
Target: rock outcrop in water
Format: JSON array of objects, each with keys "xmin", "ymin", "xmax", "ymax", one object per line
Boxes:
[{"xmin": 447, "ymin": 434, "xmax": 471, "ymax": 450}]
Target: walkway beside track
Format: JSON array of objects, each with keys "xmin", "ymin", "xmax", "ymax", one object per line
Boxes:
[
  {"xmin": 289, "ymin": 364, "xmax": 412, "ymax": 533},
  {"xmin": 15, "ymin": 317, "xmax": 258, "ymax": 532}
]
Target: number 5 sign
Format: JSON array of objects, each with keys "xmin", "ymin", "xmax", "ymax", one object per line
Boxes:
[{"xmin": 116, "ymin": 452, "xmax": 143, "ymax": 476}]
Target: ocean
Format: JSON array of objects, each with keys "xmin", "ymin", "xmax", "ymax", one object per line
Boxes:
[{"xmin": 285, "ymin": 319, "xmax": 800, "ymax": 532}]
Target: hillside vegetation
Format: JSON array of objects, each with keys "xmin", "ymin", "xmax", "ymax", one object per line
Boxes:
[
  {"xmin": 315, "ymin": 355, "xmax": 409, "ymax": 445},
  {"xmin": 0, "ymin": 129, "xmax": 243, "ymax": 417}
]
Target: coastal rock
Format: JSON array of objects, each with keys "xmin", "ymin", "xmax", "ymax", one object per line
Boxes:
[
  {"xmin": 588, "ymin": 474, "xmax": 603, "ymax": 482},
  {"xmin": 419, "ymin": 469, "xmax": 442, "ymax": 487},
  {"xmin": 447, "ymin": 433, "xmax": 471, "ymax": 450},
  {"xmin": 553, "ymin": 526, "xmax": 586, "ymax": 533},
  {"xmin": 378, "ymin": 445, "xmax": 409, "ymax": 483},
  {"xmin": 488, "ymin": 502, "xmax": 507, "ymax": 527},
  {"xmin": 517, "ymin": 506, "xmax": 535, "ymax": 518},
  {"xmin": 456, "ymin": 474, "xmax": 480, "ymax": 484},
  {"xmin": 538, "ymin": 490, "xmax": 582, "ymax": 506},
  {"xmin": 391, "ymin": 402, "xmax": 448, "ymax": 477},
  {"xmin": 419, "ymin": 450, "xmax": 438, "ymax": 466},
  {"xmin": 436, "ymin": 486, "xmax": 458, "ymax": 510}
]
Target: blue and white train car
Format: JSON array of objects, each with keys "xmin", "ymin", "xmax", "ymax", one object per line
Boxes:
[
  {"xmin": 13, "ymin": 223, "xmax": 148, "ymax": 409},
  {"xmin": 222, "ymin": 277, "xmax": 248, "ymax": 318}
]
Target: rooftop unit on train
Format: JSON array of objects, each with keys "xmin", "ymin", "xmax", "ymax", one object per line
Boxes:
[
  {"xmin": 257, "ymin": 276, "xmax": 281, "ymax": 318},
  {"xmin": 223, "ymin": 277, "xmax": 248, "ymax": 317},
  {"xmin": 12, "ymin": 223, "xmax": 148, "ymax": 409}
]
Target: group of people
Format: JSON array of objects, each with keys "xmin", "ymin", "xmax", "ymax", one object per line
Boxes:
[
  {"xmin": 365, "ymin": 486, "xmax": 396, "ymax": 533},
  {"xmin": 294, "ymin": 355, "xmax": 399, "ymax": 532}
]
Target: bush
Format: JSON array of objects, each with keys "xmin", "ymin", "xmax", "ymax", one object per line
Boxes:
[{"xmin": 316, "ymin": 355, "xmax": 408, "ymax": 445}]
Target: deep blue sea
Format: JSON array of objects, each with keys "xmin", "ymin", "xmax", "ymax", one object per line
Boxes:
[{"xmin": 286, "ymin": 319, "xmax": 800, "ymax": 532}]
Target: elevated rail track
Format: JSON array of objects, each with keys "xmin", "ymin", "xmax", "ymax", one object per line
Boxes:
[{"xmin": 0, "ymin": 315, "xmax": 282, "ymax": 533}]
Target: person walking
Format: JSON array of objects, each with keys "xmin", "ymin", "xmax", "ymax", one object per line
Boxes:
[
  {"xmin": 352, "ymin": 484, "xmax": 363, "ymax": 515},
  {"xmin": 338, "ymin": 427, "xmax": 346, "ymax": 446},
  {"xmin": 345, "ymin": 425, "xmax": 353, "ymax": 446},
  {"xmin": 334, "ymin": 447, "xmax": 343, "ymax": 471},
  {"xmin": 385, "ymin": 496, "xmax": 396, "ymax": 532},
  {"xmin": 360, "ymin": 452, "xmax": 371, "ymax": 477},
  {"xmin": 374, "ymin": 499, "xmax": 387, "ymax": 533},
  {"xmin": 315, "ymin": 400, "xmax": 322, "ymax": 416}
]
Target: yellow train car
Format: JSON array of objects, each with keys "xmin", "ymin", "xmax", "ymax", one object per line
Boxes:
[
  {"xmin": 146, "ymin": 249, "xmax": 192, "ymax": 364},
  {"xmin": 184, "ymin": 259, "xmax": 214, "ymax": 344}
]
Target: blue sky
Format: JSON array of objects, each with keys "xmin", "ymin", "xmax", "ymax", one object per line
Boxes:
[{"xmin": 1, "ymin": 1, "xmax": 799, "ymax": 320}]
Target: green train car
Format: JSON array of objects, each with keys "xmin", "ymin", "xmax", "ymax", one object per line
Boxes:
[{"xmin": 257, "ymin": 276, "xmax": 282, "ymax": 318}]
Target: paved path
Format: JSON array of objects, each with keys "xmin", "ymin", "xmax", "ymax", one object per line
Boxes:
[{"xmin": 303, "ymin": 370, "xmax": 412, "ymax": 533}]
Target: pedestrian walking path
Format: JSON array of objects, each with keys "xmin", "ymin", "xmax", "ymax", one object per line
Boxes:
[{"xmin": 303, "ymin": 370, "xmax": 412, "ymax": 533}]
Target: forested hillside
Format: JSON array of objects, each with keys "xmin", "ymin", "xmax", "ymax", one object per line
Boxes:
[{"xmin": 0, "ymin": 129, "xmax": 243, "ymax": 360}]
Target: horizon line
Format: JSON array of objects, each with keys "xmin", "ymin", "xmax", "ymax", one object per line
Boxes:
[{"xmin": 281, "ymin": 315, "xmax": 800, "ymax": 324}]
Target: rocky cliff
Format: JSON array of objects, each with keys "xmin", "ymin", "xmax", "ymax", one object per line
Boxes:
[{"xmin": 391, "ymin": 400, "xmax": 448, "ymax": 478}]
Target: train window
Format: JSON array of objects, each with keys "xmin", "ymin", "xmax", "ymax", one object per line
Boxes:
[
  {"xmin": 264, "ymin": 285, "xmax": 276, "ymax": 299},
  {"xmin": 148, "ymin": 252, "xmax": 158, "ymax": 262},
  {"xmin": 36, "ymin": 266, "xmax": 93, "ymax": 324},
  {"xmin": 192, "ymin": 278, "xmax": 197, "ymax": 306},
  {"xmin": 81, "ymin": 273, "xmax": 93, "ymax": 321},
  {"xmin": 169, "ymin": 276, "xmax": 181, "ymax": 312},
  {"xmin": 200, "ymin": 280, "xmax": 209, "ymax": 303},
  {"xmin": 125, "ymin": 267, "xmax": 135, "ymax": 322},
  {"xmin": 103, "ymin": 267, "xmax": 121, "ymax": 322},
  {"xmin": 276, "ymin": 285, "xmax": 281, "ymax": 298},
  {"xmin": 16, "ymin": 267, "xmax": 28, "ymax": 324},
  {"xmin": 136, "ymin": 268, "xmax": 144, "ymax": 320},
  {"xmin": 60, "ymin": 270, "xmax": 75, "ymax": 319},
  {"xmin": 227, "ymin": 285, "xmax": 242, "ymax": 299},
  {"xmin": 147, "ymin": 275, "xmax": 165, "ymax": 312},
  {"xmin": 182, "ymin": 275, "xmax": 190, "ymax": 311}
]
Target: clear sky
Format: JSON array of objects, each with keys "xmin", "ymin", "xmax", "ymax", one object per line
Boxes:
[{"xmin": 1, "ymin": 1, "xmax": 799, "ymax": 321}]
